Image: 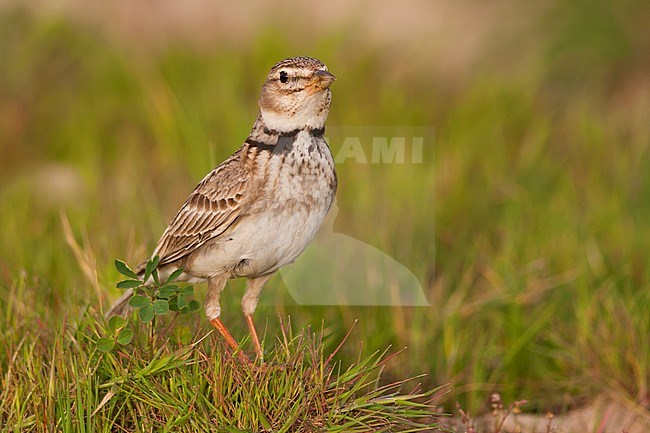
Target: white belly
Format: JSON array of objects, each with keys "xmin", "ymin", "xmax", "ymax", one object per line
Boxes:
[{"xmin": 230, "ymin": 202, "xmax": 330, "ymax": 276}]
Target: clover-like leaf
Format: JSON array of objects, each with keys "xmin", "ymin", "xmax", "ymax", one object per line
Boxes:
[
  {"xmin": 117, "ymin": 279, "xmax": 142, "ymax": 289},
  {"xmin": 158, "ymin": 287, "xmax": 176, "ymax": 299},
  {"xmin": 115, "ymin": 259, "xmax": 139, "ymax": 279},
  {"xmin": 144, "ymin": 256, "xmax": 160, "ymax": 283},
  {"xmin": 138, "ymin": 304, "xmax": 155, "ymax": 323},
  {"xmin": 181, "ymin": 286, "xmax": 194, "ymax": 297},
  {"xmin": 108, "ymin": 316, "xmax": 125, "ymax": 333},
  {"xmin": 166, "ymin": 268, "xmax": 185, "ymax": 284},
  {"xmin": 187, "ymin": 300, "xmax": 200, "ymax": 312},
  {"xmin": 176, "ymin": 294, "xmax": 187, "ymax": 309},
  {"xmin": 153, "ymin": 300, "xmax": 169, "ymax": 315},
  {"xmin": 116, "ymin": 328, "xmax": 134, "ymax": 345},
  {"xmin": 96, "ymin": 337, "xmax": 115, "ymax": 353},
  {"xmin": 128, "ymin": 295, "xmax": 150, "ymax": 309}
]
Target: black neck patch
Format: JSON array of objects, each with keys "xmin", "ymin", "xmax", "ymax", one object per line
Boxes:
[
  {"xmin": 263, "ymin": 126, "xmax": 325, "ymax": 138},
  {"xmin": 245, "ymin": 139, "xmax": 276, "ymax": 152},
  {"xmin": 247, "ymin": 127, "xmax": 325, "ymax": 154}
]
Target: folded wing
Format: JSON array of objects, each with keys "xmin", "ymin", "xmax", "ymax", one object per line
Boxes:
[{"xmin": 152, "ymin": 151, "xmax": 250, "ymax": 266}]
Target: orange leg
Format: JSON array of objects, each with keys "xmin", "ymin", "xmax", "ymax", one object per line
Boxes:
[
  {"xmin": 245, "ymin": 315, "xmax": 263, "ymax": 359},
  {"xmin": 241, "ymin": 273, "xmax": 274, "ymax": 360},
  {"xmin": 210, "ymin": 318, "xmax": 249, "ymax": 363}
]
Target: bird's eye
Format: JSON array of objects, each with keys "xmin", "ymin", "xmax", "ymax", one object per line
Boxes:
[{"xmin": 279, "ymin": 71, "xmax": 289, "ymax": 84}]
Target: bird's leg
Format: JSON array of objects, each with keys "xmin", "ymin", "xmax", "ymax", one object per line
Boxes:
[
  {"xmin": 245, "ymin": 315, "xmax": 262, "ymax": 359},
  {"xmin": 210, "ymin": 317, "xmax": 240, "ymax": 351},
  {"xmin": 206, "ymin": 275, "xmax": 249, "ymax": 362},
  {"xmin": 242, "ymin": 273, "xmax": 275, "ymax": 360}
]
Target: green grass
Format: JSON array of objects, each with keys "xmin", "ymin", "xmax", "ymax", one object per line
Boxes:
[
  {"xmin": 1, "ymin": 1, "xmax": 649, "ymax": 429},
  {"xmin": 1, "ymin": 291, "xmax": 443, "ymax": 431}
]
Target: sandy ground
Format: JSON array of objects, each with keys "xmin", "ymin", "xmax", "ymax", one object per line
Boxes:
[{"xmin": 464, "ymin": 395, "xmax": 650, "ymax": 433}]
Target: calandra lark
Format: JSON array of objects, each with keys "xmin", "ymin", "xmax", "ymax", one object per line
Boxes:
[{"xmin": 108, "ymin": 56, "xmax": 337, "ymax": 359}]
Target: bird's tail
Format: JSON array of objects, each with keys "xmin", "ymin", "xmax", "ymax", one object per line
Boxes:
[{"xmin": 105, "ymin": 288, "xmax": 134, "ymax": 318}]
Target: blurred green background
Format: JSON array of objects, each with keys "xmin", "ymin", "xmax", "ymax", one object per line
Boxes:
[{"xmin": 1, "ymin": 0, "xmax": 649, "ymax": 415}]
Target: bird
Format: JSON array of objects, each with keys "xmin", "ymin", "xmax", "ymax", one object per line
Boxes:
[{"xmin": 107, "ymin": 56, "xmax": 337, "ymax": 360}]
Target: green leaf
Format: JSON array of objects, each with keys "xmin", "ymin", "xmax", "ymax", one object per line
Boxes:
[
  {"xmin": 117, "ymin": 279, "xmax": 142, "ymax": 289},
  {"xmin": 96, "ymin": 338, "xmax": 115, "ymax": 352},
  {"xmin": 153, "ymin": 299, "xmax": 169, "ymax": 315},
  {"xmin": 181, "ymin": 286, "xmax": 194, "ymax": 297},
  {"xmin": 176, "ymin": 294, "xmax": 187, "ymax": 309},
  {"xmin": 139, "ymin": 304, "xmax": 154, "ymax": 323},
  {"xmin": 144, "ymin": 256, "xmax": 160, "ymax": 283},
  {"xmin": 187, "ymin": 300, "xmax": 200, "ymax": 312},
  {"xmin": 166, "ymin": 268, "xmax": 185, "ymax": 284},
  {"xmin": 115, "ymin": 259, "xmax": 138, "ymax": 279},
  {"xmin": 108, "ymin": 316, "xmax": 125, "ymax": 333},
  {"xmin": 116, "ymin": 328, "xmax": 134, "ymax": 345},
  {"xmin": 128, "ymin": 295, "xmax": 150, "ymax": 308},
  {"xmin": 158, "ymin": 287, "xmax": 176, "ymax": 299}
]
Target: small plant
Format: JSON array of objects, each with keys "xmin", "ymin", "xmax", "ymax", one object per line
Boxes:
[
  {"xmin": 96, "ymin": 256, "xmax": 201, "ymax": 352},
  {"xmin": 457, "ymin": 402, "xmax": 477, "ymax": 433},
  {"xmin": 96, "ymin": 315, "xmax": 134, "ymax": 352},
  {"xmin": 115, "ymin": 256, "xmax": 201, "ymax": 320},
  {"xmin": 456, "ymin": 393, "xmax": 557, "ymax": 433},
  {"xmin": 489, "ymin": 392, "xmax": 527, "ymax": 433}
]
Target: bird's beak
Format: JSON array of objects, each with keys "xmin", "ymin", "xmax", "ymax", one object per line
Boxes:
[{"xmin": 313, "ymin": 70, "xmax": 336, "ymax": 89}]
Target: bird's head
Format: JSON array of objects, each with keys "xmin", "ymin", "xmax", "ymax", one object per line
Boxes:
[{"xmin": 259, "ymin": 56, "xmax": 336, "ymax": 133}]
